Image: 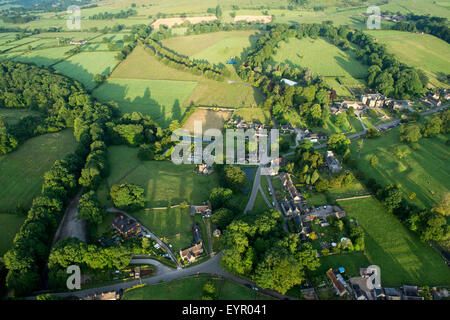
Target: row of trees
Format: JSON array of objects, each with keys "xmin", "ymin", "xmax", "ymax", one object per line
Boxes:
[
  {"xmin": 140, "ymin": 39, "xmax": 226, "ymax": 80},
  {"xmin": 89, "ymin": 9, "xmax": 137, "ymax": 20},
  {"xmin": 391, "ymin": 14, "xmax": 450, "ymax": 43},
  {"xmin": 399, "ymin": 110, "xmax": 450, "ymax": 144}
]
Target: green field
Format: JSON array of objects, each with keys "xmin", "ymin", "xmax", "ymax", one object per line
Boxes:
[
  {"xmin": 123, "ymin": 274, "xmax": 270, "ymax": 300},
  {"xmin": 365, "ymin": 30, "xmax": 450, "ymax": 88},
  {"xmin": 96, "ymin": 145, "xmax": 221, "ymax": 208},
  {"xmin": 311, "ymin": 251, "xmax": 370, "ymax": 278},
  {"xmin": 93, "ymin": 78, "xmax": 198, "ymax": 127},
  {"xmin": 0, "ymin": 108, "xmax": 41, "ymax": 124},
  {"xmin": 351, "ymin": 127, "xmax": 450, "ymax": 209},
  {"xmin": 111, "ymin": 45, "xmax": 264, "ymax": 109},
  {"xmin": 232, "ymin": 107, "xmax": 271, "ymax": 124},
  {"xmin": 271, "ymin": 37, "xmax": 367, "ymax": 97},
  {"xmin": 0, "ymin": 129, "xmax": 77, "ymax": 213},
  {"xmin": 161, "ymin": 30, "xmax": 261, "ymax": 65},
  {"xmin": 11, "ymin": 46, "xmax": 73, "ymax": 67},
  {"xmin": 339, "ymin": 197, "xmax": 450, "ymax": 286},
  {"xmin": 53, "ymin": 51, "xmax": 120, "ymax": 90},
  {"xmin": 0, "ymin": 213, "xmax": 26, "ymax": 256}
]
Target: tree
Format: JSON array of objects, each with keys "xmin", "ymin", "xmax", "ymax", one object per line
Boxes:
[
  {"xmin": 422, "ymin": 116, "xmax": 442, "ymax": 137},
  {"xmin": 421, "ymin": 214, "xmax": 448, "ymax": 242},
  {"xmin": 110, "ymin": 183, "xmax": 145, "ymax": 211},
  {"xmin": 327, "ymin": 133, "xmax": 350, "ymax": 155},
  {"xmin": 400, "ymin": 124, "xmax": 422, "ymax": 143},
  {"xmin": 433, "ymin": 193, "xmax": 450, "ymax": 216},
  {"xmin": 93, "ymin": 74, "xmax": 105, "ymax": 84},
  {"xmin": 370, "ymin": 155, "xmax": 379, "ymax": 167},
  {"xmin": 380, "ymin": 184, "xmax": 402, "ymax": 213},
  {"xmin": 223, "ymin": 165, "xmax": 248, "ymax": 193},
  {"xmin": 365, "ymin": 127, "xmax": 380, "ymax": 138},
  {"xmin": 215, "ymin": 5, "xmax": 223, "ymax": 19},
  {"xmin": 211, "ymin": 208, "xmax": 235, "ymax": 230},
  {"xmin": 78, "ymin": 191, "xmax": 103, "ymax": 225},
  {"xmin": 209, "ymin": 187, "xmax": 233, "ymax": 209}
]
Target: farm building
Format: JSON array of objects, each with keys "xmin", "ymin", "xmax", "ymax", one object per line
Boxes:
[{"xmin": 280, "ymin": 78, "xmax": 298, "ymax": 86}]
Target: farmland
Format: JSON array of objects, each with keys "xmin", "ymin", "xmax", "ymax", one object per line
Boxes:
[
  {"xmin": 182, "ymin": 108, "xmax": 232, "ymax": 133},
  {"xmin": 11, "ymin": 46, "xmax": 73, "ymax": 67},
  {"xmin": 270, "ymin": 37, "xmax": 368, "ymax": 98},
  {"xmin": 93, "ymin": 78, "xmax": 198, "ymax": 127},
  {"xmin": 339, "ymin": 197, "xmax": 450, "ymax": 286},
  {"xmin": 53, "ymin": 51, "xmax": 120, "ymax": 90},
  {"xmin": 0, "ymin": 213, "xmax": 26, "ymax": 256},
  {"xmin": 110, "ymin": 45, "xmax": 264, "ymax": 109},
  {"xmin": 0, "ymin": 109, "xmax": 41, "ymax": 125},
  {"xmin": 350, "ymin": 126, "xmax": 450, "ymax": 209},
  {"xmin": 96, "ymin": 145, "xmax": 221, "ymax": 208},
  {"xmin": 232, "ymin": 107, "xmax": 271, "ymax": 125},
  {"xmin": 365, "ymin": 30, "xmax": 450, "ymax": 88},
  {"xmin": 0, "ymin": 129, "xmax": 77, "ymax": 213}
]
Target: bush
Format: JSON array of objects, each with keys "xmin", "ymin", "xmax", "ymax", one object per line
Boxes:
[{"xmin": 110, "ymin": 183, "xmax": 145, "ymax": 211}]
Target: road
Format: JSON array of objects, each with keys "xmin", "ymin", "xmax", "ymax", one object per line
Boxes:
[
  {"xmin": 43, "ymin": 252, "xmax": 296, "ymax": 300},
  {"xmin": 107, "ymin": 207, "xmax": 182, "ymax": 268},
  {"xmin": 243, "ymin": 166, "xmax": 261, "ymax": 213}
]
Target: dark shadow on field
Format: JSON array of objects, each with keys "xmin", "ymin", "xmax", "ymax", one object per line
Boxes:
[
  {"xmin": 335, "ymin": 55, "xmax": 367, "ymax": 80},
  {"xmin": 10, "ymin": 55, "xmax": 65, "ymax": 69},
  {"xmin": 93, "ymin": 82, "xmax": 187, "ymax": 128}
]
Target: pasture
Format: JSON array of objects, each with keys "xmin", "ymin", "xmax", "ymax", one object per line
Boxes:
[
  {"xmin": 339, "ymin": 197, "xmax": 450, "ymax": 286},
  {"xmin": 53, "ymin": 51, "xmax": 119, "ymax": 90},
  {"xmin": 232, "ymin": 107, "xmax": 271, "ymax": 124},
  {"xmin": 123, "ymin": 274, "xmax": 270, "ymax": 300},
  {"xmin": 350, "ymin": 126, "xmax": 450, "ymax": 209},
  {"xmin": 96, "ymin": 145, "xmax": 221, "ymax": 208},
  {"xmin": 182, "ymin": 108, "xmax": 232, "ymax": 133},
  {"xmin": 0, "ymin": 129, "xmax": 77, "ymax": 213},
  {"xmin": 93, "ymin": 78, "xmax": 198, "ymax": 127},
  {"xmin": 111, "ymin": 45, "xmax": 264, "ymax": 109},
  {"xmin": 271, "ymin": 37, "xmax": 367, "ymax": 97},
  {"xmin": 11, "ymin": 46, "xmax": 73, "ymax": 67},
  {"xmin": 161, "ymin": 30, "xmax": 261, "ymax": 65},
  {"xmin": 0, "ymin": 213, "xmax": 26, "ymax": 256},
  {"xmin": 0, "ymin": 108, "xmax": 41, "ymax": 124},
  {"xmin": 365, "ymin": 30, "xmax": 450, "ymax": 88}
]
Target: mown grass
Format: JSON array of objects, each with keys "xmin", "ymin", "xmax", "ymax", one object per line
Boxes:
[
  {"xmin": 232, "ymin": 107, "xmax": 271, "ymax": 124},
  {"xmin": 350, "ymin": 127, "xmax": 450, "ymax": 209},
  {"xmin": 96, "ymin": 145, "xmax": 221, "ymax": 208},
  {"xmin": 0, "ymin": 129, "xmax": 77, "ymax": 213},
  {"xmin": 310, "ymin": 251, "xmax": 370, "ymax": 278},
  {"xmin": 339, "ymin": 197, "xmax": 450, "ymax": 286},
  {"xmin": 365, "ymin": 30, "xmax": 450, "ymax": 88},
  {"xmin": 11, "ymin": 46, "xmax": 73, "ymax": 67},
  {"xmin": 53, "ymin": 51, "xmax": 120, "ymax": 90},
  {"xmin": 123, "ymin": 274, "xmax": 270, "ymax": 300},
  {"xmin": 93, "ymin": 78, "xmax": 198, "ymax": 127},
  {"xmin": 0, "ymin": 213, "xmax": 26, "ymax": 256}
]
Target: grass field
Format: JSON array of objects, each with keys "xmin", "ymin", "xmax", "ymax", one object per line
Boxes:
[
  {"xmin": 111, "ymin": 45, "xmax": 264, "ymax": 109},
  {"xmin": 350, "ymin": 127, "xmax": 450, "ymax": 209},
  {"xmin": 365, "ymin": 30, "xmax": 450, "ymax": 88},
  {"xmin": 53, "ymin": 51, "xmax": 120, "ymax": 90},
  {"xmin": 93, "ymin": 78, "xmax": 198, "ymax": 127},
  {"xmin": 182, "ymin": 108, "xmax": 232, "ymax": 133},
  {"xmin": 0, "ymin": 108, "xmax": 41, "ymax": 124},
  {"xmin": 232, "ymin": 107, "xmax": 271, "ymax": 125},
  {"xmin": 161, "ymin": 30, "xmax": 261, "ymax": 65},
  {"xmin": 310, "ymin": 251, "xmax": 370, "ymax": 278},
  {"xmin": 0, "ymin": 129, "xmax": 77, "ymax": 213},
  {"xmin": 96, "ymin": 145, "xmax": 221, "ymax": 208},
  {"xmin": 11, "ymin": 46, "xmax": 73, "ymax": 67},
  {"xmin": 271, "ymin": 37, "xmax": 367, "ymax": 97},
  {"xmin": 123, "ymin": 274, "xmax": 271, "ymax": 300},
  {"xmin": 339, "ymin": 197, "xmax": 450, "ymax": 286},
  {"xmin": 0, "ymin": 213, "xmax": 26, "ymax": 256}
]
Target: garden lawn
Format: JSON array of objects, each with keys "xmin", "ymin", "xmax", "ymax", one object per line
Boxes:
[
  {"xmin": 365, "ymin": 30, "xmax": 450, "ymax": 88},
  {"xmin": 123, "ymin": 274, "xmax": 269, "ymax": 300},
  {"xmin": 339, "ymin": 197, "xmax": 450, "ymax": 286},
  {"xmin": 0, "ymin": 213, "xmax": 26, "ymax": 256},
  {"xmin": 310, "ymin": 251, "xmax": 370, "ymax": 278},
  {"xmin": 93, "ymin": 78, "xmax": 198, "ymax": 127},
  {"xmin": 350, "ymin": 127, "xmax": 450, "ymax": 209},
  {"xmin": 96, "ymin": 145, "xmax": 221, "ymax": 208},
  {"xmin": 53, "ymin": 51, "xmax": 119, "ymax": 90},
  {"xmin": 0, "ymin": 129, "xmax": 77, "ymax": 212}
]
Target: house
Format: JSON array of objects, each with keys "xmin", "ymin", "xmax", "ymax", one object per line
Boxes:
[
  {"xmin": 70, "ymin": 40, "xmax": 87, "ymax": 45},
  {"xmin": 279, "ymin": 172, "xmax": 301, "ymax": 202},
  {"xmin": 392, "ymin": 100, "xmax": 411, "ymax": 111},
  {"xmin": 302, "ymin": 205, "xmax": 345, "ymax": 223},
  {"xmin": 281, "ymin": 200, "xmax": 301, "ymax": 217},
  {"xmin": 190, "ymin": 201, "xmax": 212, "ymax": 217},
  {"xmin": 325, "ymin": 150, "xmax": 342, "ymax": 173},
  {"xmin": 112, "ymin": 215, "xmax": 143, "ymax": 237},
  {"xmin": 180, "ymin": 242, "xmax": 204, "ymax": 264},
  {"xmin": 402, "ymin": 285, "xmax": 424, "ymax": 300},
  {"xmin": 267, "ymin": 157, "xmax": 283, "ymax": 176},
  {"xmin": 384, "ymin": 287, "xmax": 402, "ymax": 300},
  {"xmin": 280, "ymin": 124, "xmax": 295, "ymax": 133},
  {"xmin": 192, "ymin": 224, "xmax": 202, "ymax": 244},
  {"xmin": 326, "ymin": 269, "xmax": 348, "ymax": 297},
  {"xmin": 280, "ymin": 78, "xmax": 298, "ymax": 86},
  {"xmin": 361, "ymin": 93, "xmax": 385, "ymax": 108}
]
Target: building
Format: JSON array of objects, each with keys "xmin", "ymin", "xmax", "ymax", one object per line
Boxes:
[
  {"xmin": 281, "ymin": 200, "xmax": 301, "ymax": 217},
  {"xmin": 198, "ymin": 163, "xmax": 213, "ymax": 175},
  {"xmin": 361, "ymin": 93, "xmax": 385, "ymax": 108},
  {"xmin": 280, "ymin": 78, "xmax": 298, "ymax": 86},
  {"xmin": 180, "ymin": 242, "xmax": 204, "ymax": 264},
  {"xmin": 70, "ymin": 40, "xmax": 87, "ymax": 45},
  {"xmin": 267, "ymin": 157, "xmax": 283, "ymax": 176},
  {"xmin": 325, "ymin": 151, "xmax": 342, "ymax": 173},
  {"xmin": 190, "ymin": 201, "xmax": 212, "ymax": 217},
  {"xmin": 280, "ymin": 124, "xmax": 295, "ymax": 133},
  {"xmin": 302, "ymin": 205, "xmax": 345, "ymax": 223},
  {"xmin": 112, "ymin": 215, "xmax": 143, "ymax": 237},
  {"xmin": 402, "ymin": 285, "xmax": 424, "ymax": 300},
  {"xmin": 279, "ymin": 172, "xmax": 301, "ymax": 202},
  {"xmin": 384, "ymin": 287, "xmax": 402, "ymax": 300},
  {"xmin": 326, "ymin": 269, "xmax": 348, "ymax": 297}
]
